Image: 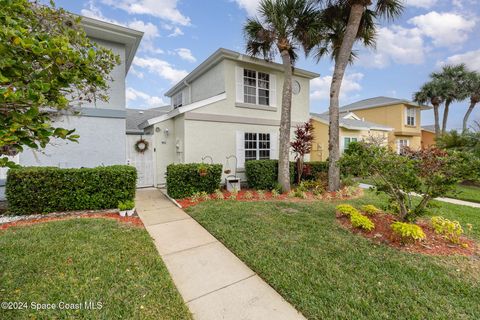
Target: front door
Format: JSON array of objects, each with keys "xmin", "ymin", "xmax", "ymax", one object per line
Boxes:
[{"xmin": 126, "ymin": 135, "xmax": 154, "ymax": 188}]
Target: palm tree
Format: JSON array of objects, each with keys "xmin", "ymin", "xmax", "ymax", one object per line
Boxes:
[
  {"xmin": 413, "ymin": 79, "xmax": 446, "ymax": 138},
  {"xmin": 431, "ymin": 64, "xmax": 469, "ymax": 134},
  {"xmin": 463, "ymin": 71, "xmax": 480, "ymax": 132},
  {"xmin": 317, "ymin": 0, "xmax": 404, "ymax": 191},
  {"xmin": 244, "ymin": 0, "xmax": 321, "ymax": 192}
]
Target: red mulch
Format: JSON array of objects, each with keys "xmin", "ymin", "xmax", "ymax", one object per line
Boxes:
[
  {"xmin": 0, "ymin": 212, "xmax": 144, "ymax": 230},
  {"xmin": 176, "ymin": 188, "xmax": 364, "ymax": 209},
  {"xmin": 337, "ymin": 212, "xmax": 477, "ymax": 256}
]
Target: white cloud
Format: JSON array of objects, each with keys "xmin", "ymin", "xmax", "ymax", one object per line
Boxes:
[
  {"xmin": 126, "ymin": 87, "xmax": 166, "ymax": 107},
  {"xmin": 175, "ymin": 48, "xmax": 196, "ymax": 63},
  {"xmin": 233, "ymin": 0, "xmax": 260, "ymax": 16},
  {"xmin": 101, "ymin": 0, "xmax": 190, "ymax": 26},
  {"xmin": 128, "ymin": 20, "xmax": 159, "ymax": 41},
  {"xmin": 168, "ymin": 27, "xmax": 184, "ymax": 37},
  {"xmin": 133, "ymin": 57, "xmax": 188, "ymax": 83},
  {"xmin": 408, "ymin": 11, "xmax": 476, "ymax": 47},
  {"xmin": 439, "ymin": 49, "xmax": 480, "ymax": 72},
  {"xmin": 310, "ymin": 73, "xmax": 364, "ymax": 103},
  {"xmin": 404, "ymin": 0, "xmax": 437, "ymax": 8},
  {"xmin": 358, "ymin": 26, "xmax": 425, "ymax": 68}
]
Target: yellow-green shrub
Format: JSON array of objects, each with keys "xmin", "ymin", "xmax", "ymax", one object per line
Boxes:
[
  {"xmin": 391, "ymin": 222, "xmax": 426, "ymax": 242},
  {"xmin": 361, "ymin": 204, "xmax": 381, "ymax": 216},
  {"xmin": 336, "ymin": 204, "xmax": 359, "ymax": 217},
  {"xmin": 431, "ymin": 216, "xmax": 463, "ymax": 244},
  {"xmin": 350, "ymin": 212, "xmax": 375, "ymax": 231}
]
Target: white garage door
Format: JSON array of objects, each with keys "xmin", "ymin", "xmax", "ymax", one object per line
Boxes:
[{"xmin": 126, "ymin": 135, "xmax": 154, "ymax": 188}]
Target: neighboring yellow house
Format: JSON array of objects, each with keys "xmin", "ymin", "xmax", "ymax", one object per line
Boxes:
[
  {"xmin": 335, "ymin": 97, "xmax": 431, "ymax": 152},
  {"xmin": 421, "ymin": 125, "xmax": 436, "ymax": 148},
  {"xmin": 310, "ymin": 112, "xmax": 393, "ymax": 161}
]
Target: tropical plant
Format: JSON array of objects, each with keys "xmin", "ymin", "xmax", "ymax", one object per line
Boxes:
[
  {"xmin": 431, "ymin": 216, "xmax": 463, "ymax": 244},
  {"xmin": 413, "ymin": 79, "xmax": 446, "ymax": 138},
  {"xmin": 390, "ymin": 222, "xmax": 426, "ymax": 242},
  {"xmin": 350, "ymin": 212, "xmax": 375, "ymax": 231},
  {"xmin": 463, "ymin": 71, "xmax": 480, "ymax": 132},
  {"xmin": 361, "ymin": 204, "xmax": 381, "ymax": 215},
  {"xmin": 431, "ymin": 64, "xmax": 470, "ymax": 134},
  {"xmin": 0, "ymin": 0, "xmax": 119, "ymax": 167},
  {"xmin": 291, "ymin": 121, "xmax": 315, "ymax": 183},
  {"xmin": 244, "ymin": 0, "xmax": 321, "ymax": 192},
  {"xmin": 316, "ymin": 0, "xmax": 404, "ymax": 191},
  {"xmin": 336, "ymin": 204, "xmax": 359, "ymax": 217}
]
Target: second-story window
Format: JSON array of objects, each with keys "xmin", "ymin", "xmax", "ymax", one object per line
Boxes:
[
  {"xmin": 406, "ymin": 107, "xmax": 416, "ymax": 126},
  {"xmin": 243, "ymin": 69, "xmax": 270, "ymax": 106},
  {"xmin": 173, "ymin": 92, "xmax": 183, "ymax": 109}
]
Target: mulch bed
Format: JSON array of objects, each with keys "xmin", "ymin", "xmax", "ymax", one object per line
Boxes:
[
  {"xmin": 0, "ymin": 212, "xmax": 143, "ymax": 230},
  {"xmin": 337, "ymin": 212, "xmax": 477, "ymax": 256},
  {"xmin": 176, "ymin": 187, "xmax": 364, "ymax": 209}
]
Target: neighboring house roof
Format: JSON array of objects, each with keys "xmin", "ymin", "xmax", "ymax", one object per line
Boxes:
[
  {"xmin": 421, "ymin": 125, "xmax": 436, "ymax": 133},
  {"xmin": 80, "ymin": 16, "xmax": 143, "ymax": 74},
  {"xmin": 332, "ymin": 96, "xmax": 431, "ymax": 113},
  {"xmin": 165, "ymin": 48, "xmax": 320, "ymax": 97},
  {"xmin": 311, "ymin": 112, "xmax": 393, "ymax": 131},
  {"xmin": 126, "ymin": 106, "xmax": 170, "ymax": 134}
]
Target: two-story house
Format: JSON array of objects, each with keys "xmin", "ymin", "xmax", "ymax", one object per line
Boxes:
[
  {"xmin": 310, "ymin": 97, "xmax": 430, "ymax": 160},
  {"xmin": 136, "ymin": 48, "xmax": 319, "ymax": 186}
]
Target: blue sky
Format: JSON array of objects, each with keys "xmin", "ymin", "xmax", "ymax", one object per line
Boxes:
[{"xmin": 54, "ymin": 0, "xmax": 480, "ymax": 129}]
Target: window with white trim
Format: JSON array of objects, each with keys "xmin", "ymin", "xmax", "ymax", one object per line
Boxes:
[
  {"xmin": 245, "ymin": 133, "xmax": 271, "ymax": 161},
  {"xmin": 396, "ymin": 139, "xmax": 409, "ymax": 154},
  {"xmin": 342, "ymin": 137, "xmax": 358, "ymax": 152},
  {"xmin": 243, "ymin": 69, "xmax": 270, "ymax": 106},
  {"xmin": 406, "ymin": 107, "xmax": 416, "ymax": 126},
  {"xmin": 173, "ymin": 92, "xmax": 183, "ymax": 109}
]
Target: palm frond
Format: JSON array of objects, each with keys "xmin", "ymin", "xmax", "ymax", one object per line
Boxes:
[{"xmin": 375, "ymin": 0, "xmax": 404, "ymax": 21}]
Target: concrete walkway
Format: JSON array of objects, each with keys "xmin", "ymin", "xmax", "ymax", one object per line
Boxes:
[
  {"xmin": 135, "ymin": 188, "xmax": 305, "ymax": 320},
  {"xmin": 359, "ymin": 183, "xmax": 480, "ymax": 209}
]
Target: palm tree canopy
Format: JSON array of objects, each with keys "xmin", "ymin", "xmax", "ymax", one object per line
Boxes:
[
  {"xmin": 466, "ymin": 71, "xmax": 480, "ymax": 103},
  {"xmin": 244, "ymin": 0, "xmax": 322, "ymax": 63},
  {"xmin": 319, "ymin": 0, "xmax": 404, "ymax": 20},
  {"xmin": 431, "ymin": 64, "xmax": 470, "ymax": 103},
  {"xmin": 413, "ymin": 79, "xmax": 448, "ymax": 106}
]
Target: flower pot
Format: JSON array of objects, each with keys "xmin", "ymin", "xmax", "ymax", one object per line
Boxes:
[
  {"xmin": 127, "ymin": 208, "xmax": 136, "ymax": 216},
  {"xmin": 119, "ymin": 210, "xmax": 127, "ymax": 217}
]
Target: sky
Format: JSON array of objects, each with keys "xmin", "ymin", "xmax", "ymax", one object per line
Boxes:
[{"xmin": 53, "ymin": 0, "xmax": 480, "ymax": 130}]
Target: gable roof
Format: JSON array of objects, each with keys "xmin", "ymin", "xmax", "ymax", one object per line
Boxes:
[
  {"xmin": 126, "ymin": 106, "xmax": 170, "ymax": 134},
  {"xmin": 311, "ymin": 113, "xmax": 393, "ymax": 132},
  {"xmin": 81, "ymin": 16, "xmax": 143, "ymax": 74},
  {"xmin": 165, "ymin": 48, "xmax": 320, "ymax": 97},
  {"xmin": 337, "ymin": 96, "xmax": 431, "ymax": 113},
  {"xmin": 421, "ymin": 125, "xmax": 436, "ymax": 133}
]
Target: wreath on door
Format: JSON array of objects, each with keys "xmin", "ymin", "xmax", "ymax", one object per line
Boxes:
[{"xmin": 134, "ymin": 138, "xmax": 149, "ymax": 153}]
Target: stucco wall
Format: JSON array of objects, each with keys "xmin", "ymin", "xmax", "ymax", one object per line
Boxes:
[
  {"xmin": 190, "ymin": 62, "xmax": 225, "ymax": 103},
  {"xmin": 421, "ymin": 130, "xmax": 436, "ymax": 148},
  {"xmin": 153, "ymin": 119, "xmax": 177, "ymax": 185}
]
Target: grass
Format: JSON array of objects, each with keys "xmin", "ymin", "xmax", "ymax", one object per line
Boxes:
[
  {"xmin": 187, "ymin": 192, "xmax": 480, "ymax": 320},
  {"xmin": 446, "ymin": 184, "xmax": 480, "ymax": 203},
  {"xmin": 0, "ymin": 218, "xmax": 191, "ymax": 320}
]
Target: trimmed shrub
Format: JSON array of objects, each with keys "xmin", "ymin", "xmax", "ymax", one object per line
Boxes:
[
  {"xmin": 431, "ymin": 216, "xmax": 463, "ymax": 244},
  {"xmin": 391, "ymin": 222, "xmax": 426, "ymax": 242},
  {"xmin": 6, "ymin": 165, "xmax": 136, "ymax": 215},
  {"xmin": 300, "ymin": 161, "xmax": 328, "ymax": 181},
  {"xmin": 350, "ymin": 212, "xmax": 375, "ymax": 231},
  {"xmin": 166, "ymin": 163, "xmax": 222, "ymax": 199},
  {"xmin": 336, "ymin": 204, "xmax": 359, "ymax": 217},
  {"xmin": 245, "ymin": 160, "xmax": 295, "ymax": 190}
]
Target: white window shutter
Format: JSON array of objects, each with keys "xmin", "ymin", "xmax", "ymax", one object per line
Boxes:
[
  {"xmin": 270, "ymin": 131, "xmax": 278, "ymax": 159},
  {"xmin": 236, "ymin": 66, "xmax": 244, "ymax": 103},
  {"xmin": 269, "ymin": 73, "xmax": 277, "ymax": 107},
  {"xmin": 236, "ymin": 131, "xmax": 245, "ymax": 168}
]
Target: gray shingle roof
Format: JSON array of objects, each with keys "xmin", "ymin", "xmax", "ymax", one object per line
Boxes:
[
  {"xmin": 421, "ymin": 125, "xmax": 436, "ymax": 133},
  {"xmin": 334, "ymin": 96, "xmax": 429, "ymax": 113},
  {"xmin": 126, "ymin": 106, "xmax": 170, "ymax": 134},
  {"xmin": 311, "ymin": 113, "xmax": 393, "ymax": 131}
]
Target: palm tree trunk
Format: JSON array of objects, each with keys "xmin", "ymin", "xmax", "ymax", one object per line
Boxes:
[
  {"xmin": 327, "ymin": 3, "xmax": 365, "ymax": 192},
  {"xmin": 433, "ymin": 104, "xmax": 440, "ymax": 138},
  {"xmin": 442, "ymin": 100, "xmax": 451, "ymax": 134},
  {"xmin": 463, "ymin": 99, "xmax": 477, "ymax": 132},
  {"xmin": 278, "ymin": 49, "xmax": 293, "ymax": 192}
]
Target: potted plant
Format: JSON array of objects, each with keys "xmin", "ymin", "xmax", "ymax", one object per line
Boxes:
[
  {"xmin": 198, "ymin": 164, "xmax": 208, "ymax": 177},
  {"xmin": 118, "ymin": 200, "xmax": 135, "ymax": 217},
  {"xmin": 118, "ymin": 201, "xmax": 128, "ymax": 217}
]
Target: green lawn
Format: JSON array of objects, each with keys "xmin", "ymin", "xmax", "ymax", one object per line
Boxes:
[
  {"xmin": 0, "ymin": 218, "xmax": 191, "ymax": 320},
  {"xmin": 187, "ymin": 192, "xmax": 480, "ymax": 320},
  {"xmin": 447, "ymin": 184, "xmax": 480, "ymax": 203}
]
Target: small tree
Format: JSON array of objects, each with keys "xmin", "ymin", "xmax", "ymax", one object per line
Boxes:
[
  {"xmin": 0, "ymin": 0, "xmax": 120, "ymax": 167},
  {"xmin": 341, "ymin": 143, "xmax": 465, "ymax": 222},
  {"xmin": 290, "ymin": 121, "xmax": 314, "ymax": 184}
]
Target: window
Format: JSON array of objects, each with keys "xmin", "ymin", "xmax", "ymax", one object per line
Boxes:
[
  {"xmin": 406, "ymin": 107, "xmax": 416, "ymax": 126},
  {"xmin": 173, "ymin": 92, "xmax": 182, "ymax": 109},
  {"xmin": 397, "ymin": 139, "xmax": 409, "ymax": 154},
  {"xmin": 342, "ymin": 137, "xmax": 358, "ymax": 152},
  {"xmin": 245, "ymin": 133, "xmax": 271, "ymax": 161},
  {"xmin": 243, "ymin": 69, "xmax": 270, "ymax": 106}
]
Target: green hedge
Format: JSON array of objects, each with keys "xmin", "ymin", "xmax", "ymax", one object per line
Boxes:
[
  {"xmin": 166, "ymin": 163, "xmax": 222, "ymax": 199},
  {"xmin": 6, "ymin": 165, "xmax": 137, "ymax": 215},
  {"xmin": 245, "ymin": 160, "xmax": 295, "ymax": 190},
  {"xmin": 246, "ymin": 160, "xmax": 328, "ymax": 189}
]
